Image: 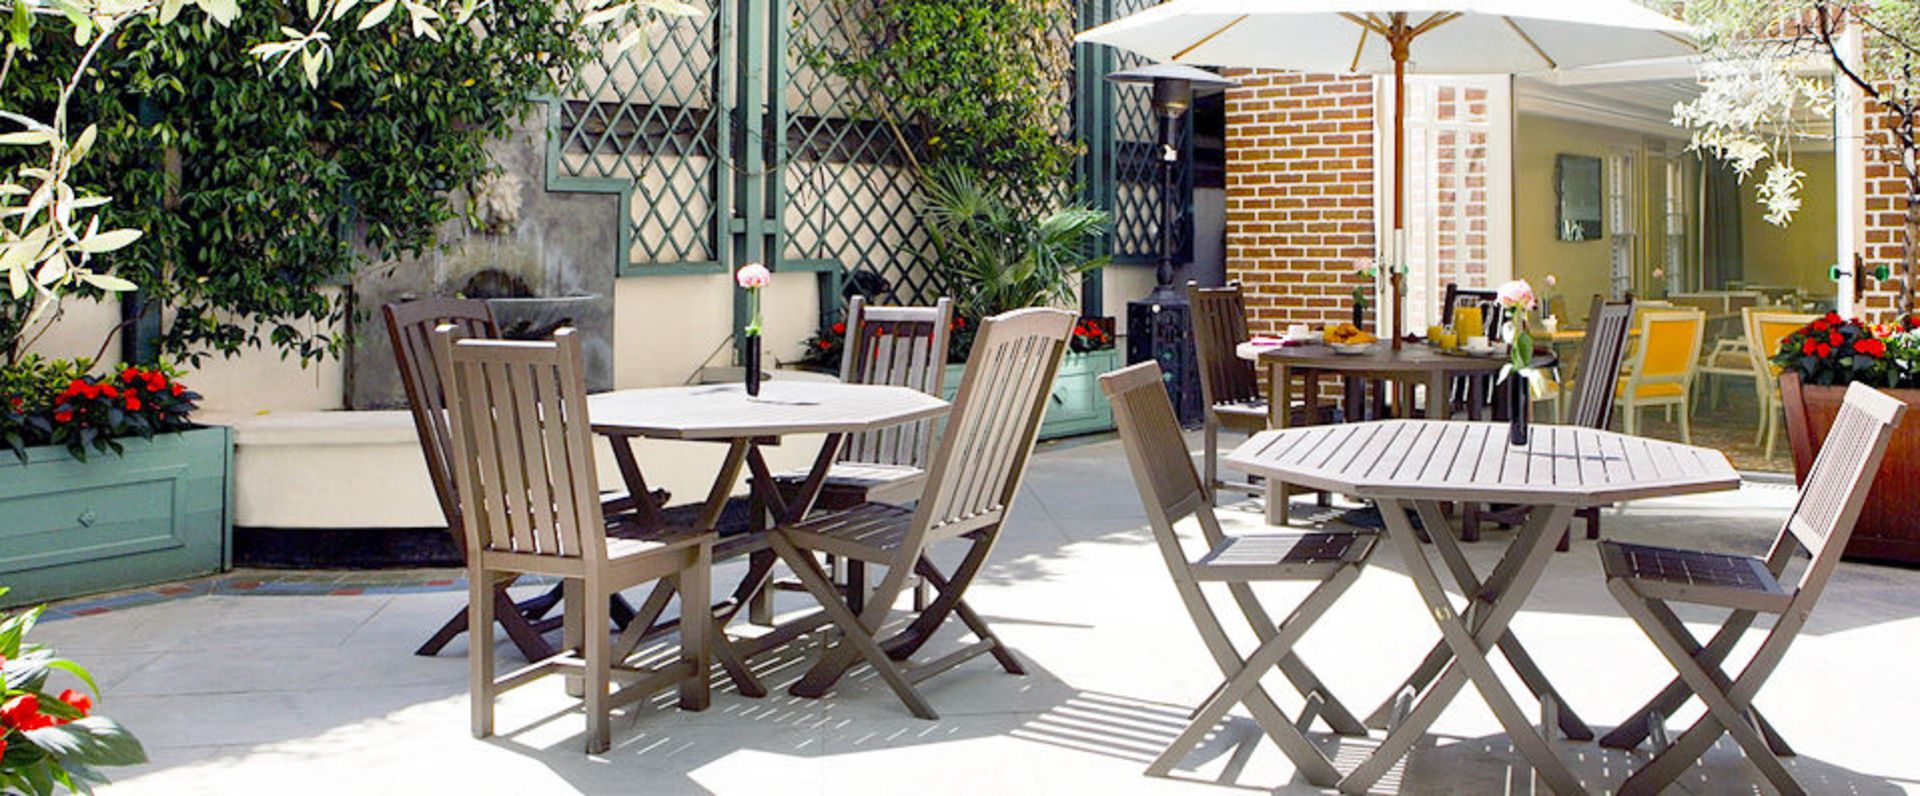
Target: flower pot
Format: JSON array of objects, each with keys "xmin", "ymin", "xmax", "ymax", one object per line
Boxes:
[
  {"xmin": 943, "ymin": 348, "xmax": 1121, "ymax": 440},
  {"xmin": 0, "ymin": 426, "xmax": 232, "ymax": 607},
  {"xmin": 1780, "ymin": 372, "xmax": 1920, "ymax": 566}
]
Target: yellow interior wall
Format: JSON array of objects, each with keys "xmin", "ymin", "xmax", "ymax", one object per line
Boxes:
[
  {"xmin": 1737, "ymin": 151, "xmax": 1837, "ymax": 295},
  {"xmin": 1513, "ymin": 114, "xmax": 1658, "ymax": 328}
]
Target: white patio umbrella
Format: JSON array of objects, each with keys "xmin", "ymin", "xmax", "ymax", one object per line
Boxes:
[{"xmin": 1077, "ymin": 0, "xmax": 1694, "ymax": 347}]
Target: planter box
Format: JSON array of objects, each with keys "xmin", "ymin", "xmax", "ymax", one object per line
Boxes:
[
  {"xmin": 944, "ymin": 348, "xmax": 1121, "ymax": 440},
  {"xmin": 0, "ymin": 427, "xmax": 232, "ymax": 607},
  {"xmin": 1779, "ymin": 373, "xmax": 1920, "ymax": 566}
]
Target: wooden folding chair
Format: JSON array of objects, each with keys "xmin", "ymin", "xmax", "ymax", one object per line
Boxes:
[
  {"xmin": 771, "ymin": 308, "xmax": 1074, "ymax": 718},
  {"xmin": 385, "ymin": 299, "xmax": 640, "ymax": 661},
  {"xmin": 1188, "ymin": 282, "xmax": 1271, "ymax": 502},
  {"xmin": 756, "ymin": 296, "xmax": 952, "ymax": 620},
  {"xmin": 1102, "ymin": 361, "xmax": 1374, "ymax": 788},
  {"xmin": 1599, "ymin": 382, "xmax": 1906, "ymax": 795},
  {"xmin": 1556, "ymin": 294, "xmax": 1635, "ymax": 549},
  {"xmin": 436, "ymin": 327, "xmax": 711, "ymax": 754}
]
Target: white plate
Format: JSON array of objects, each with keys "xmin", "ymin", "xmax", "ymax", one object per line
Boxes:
[{"xmin": 1329, "ymin": 342, "xmax": 1375, "ymax": 355}]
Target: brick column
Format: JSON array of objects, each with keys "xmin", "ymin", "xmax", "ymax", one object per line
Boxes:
[{"xmin": 1223, "ymin": 71, "xmax": 1378, "ymax": 338}]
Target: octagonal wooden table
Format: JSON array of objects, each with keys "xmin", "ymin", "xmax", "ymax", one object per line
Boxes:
[
  {"xmin": 587, "ymin": 381, "xmax": 949, "ymax": 695},
  {"xmin": 1228, "ymin": 420, "xmax": 1739, "ymax": 795}
]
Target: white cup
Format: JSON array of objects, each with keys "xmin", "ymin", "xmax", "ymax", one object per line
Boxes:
[
  {"xmin": 1466, "ymin": 335, "xmax": 1491, "ymax": 351},
  {"xmin": 1286, "ymin": 324, "xmax": 1309, "ymax": 340},
  {"xmin": 1542, "ymin": 317, "xmax": 1560, "ymax": 334}
]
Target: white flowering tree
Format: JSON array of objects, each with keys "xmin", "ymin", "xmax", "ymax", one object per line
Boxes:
[
  {"xmin": 1673, "ymin": 0, "xmax": 1919, "ymax": 315},
  {"xmin": 0, "ymin": 0, "xmax": 693, "ymax": 361}
]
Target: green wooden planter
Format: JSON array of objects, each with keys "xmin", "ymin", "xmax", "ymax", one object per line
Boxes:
[
  {"xmin": 944, "ymin": 348, "xmax": 1121, "ymax": 441},
  {"xmin": 0, "ymin": 426, "xmax": 232, "ymax": 608}
]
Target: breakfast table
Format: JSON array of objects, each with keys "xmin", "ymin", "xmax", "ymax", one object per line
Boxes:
[{"xmin": 1235, "ymin": 340, "xmax": 1510, "ymax": 523}]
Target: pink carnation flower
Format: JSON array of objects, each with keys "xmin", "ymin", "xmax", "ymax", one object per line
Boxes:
[
  {"xmin": 1495, "ymin": 279, "xmax": 1535, "ymax": 310},
  {"xmin": 735, "ymin": 262, "xmax": 771, "ymax": 289}
]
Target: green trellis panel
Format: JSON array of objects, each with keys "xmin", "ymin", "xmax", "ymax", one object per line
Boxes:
[{"xmin": 543, "ymin": 0, "xmax": 1163, "ymax": 335}]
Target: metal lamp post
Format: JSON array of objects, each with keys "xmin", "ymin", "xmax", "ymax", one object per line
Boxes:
[{"xmin": 1107, "ymin": 63, "xmax": 1237, "ymax": 424}]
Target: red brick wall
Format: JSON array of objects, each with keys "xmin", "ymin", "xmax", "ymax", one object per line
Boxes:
[
  {"xmin": 1862, "ymin": 107, "xmax": 1911, "ymax": 320},
  {"xmin": 1223, "ymin": 71, "xmax": 1377, "ymax": 338}
]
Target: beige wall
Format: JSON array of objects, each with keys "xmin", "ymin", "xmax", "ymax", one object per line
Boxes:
[
  {"xmin": 612, "ymin": 274, "xmax": 820, "ymax": 390},
  {"xmin": 1513, "ymin": 114, "xmax": 1660, "ymax": 328},
  {"xmin": 1739, "ymin": 151, "xmax": 1837, "ymax": 295}
]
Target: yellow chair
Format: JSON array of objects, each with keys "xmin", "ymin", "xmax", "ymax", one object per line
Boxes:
[
  {"xmin": 1615, "ymin": 309, "xmax": 1707, "ymax": 442},
  {"xmin": 1745, "ymin": 309, "xmax": 1819, "ymax": 459}
]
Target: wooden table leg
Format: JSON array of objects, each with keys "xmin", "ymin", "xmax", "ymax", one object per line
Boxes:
[
  {"xmin": 1267, "ymin": 363, "xmax": 1293, "ymax": 527},
  {"xmin": 1340, "ymin": 499, "xmax": 1584, "ymax": 796}
]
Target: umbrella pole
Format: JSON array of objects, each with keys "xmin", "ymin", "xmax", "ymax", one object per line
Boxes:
[{"xmin": 1389, "ymin": 18, "xmax": 1411, "ymax": 351}]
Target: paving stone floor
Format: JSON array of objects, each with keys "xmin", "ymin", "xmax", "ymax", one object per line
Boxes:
[{"xmin": 29, "ymin": 431, "xmax": 1920, "ymax": 795}]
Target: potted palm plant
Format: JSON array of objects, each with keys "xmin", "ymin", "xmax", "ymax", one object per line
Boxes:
[{"xmin": 921, "ymin": 165, "xmax": 1118, "ymax": 438}]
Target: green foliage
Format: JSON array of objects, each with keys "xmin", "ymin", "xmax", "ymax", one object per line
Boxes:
[
  {"xmin": 921, "ymin": 163, "xmax": 1108, "ymax": 353},
  {"xmin": 0, "ymin": 0, "xmax": 599, "ymax": 364},
  {"xmin": 2, "ymin": 587, "xmax": 148, "ymax": 796},
  {"xmin": 810, "ymin": 0, "xmax": 1080, "ymax": 203}
]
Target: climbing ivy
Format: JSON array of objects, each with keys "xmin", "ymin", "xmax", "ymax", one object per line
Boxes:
[
  {"xmin": 813, "ymin": 0, "xmax": 1080, "ymax": 204},
  {"xmin": 1, "ymin": 1, "xmax": 599, "ymax": 363}
]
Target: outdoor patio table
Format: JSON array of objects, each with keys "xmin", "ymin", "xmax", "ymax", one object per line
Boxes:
[
  {"xmin": 1236, "ymin": 341, "xmax": 1509, "ymax": 525},
  {"xmin": 586, "ymin": 381, "xmax": 949, "ymax": 693},
  {"xmin": 1227, "ymin": 420, "xmax": 1739, "ymax": 795}
]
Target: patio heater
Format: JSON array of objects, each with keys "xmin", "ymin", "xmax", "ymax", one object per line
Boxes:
[{"xmin": 1109, "ymin": 63, "xmax": 1237, "ymax": 425}]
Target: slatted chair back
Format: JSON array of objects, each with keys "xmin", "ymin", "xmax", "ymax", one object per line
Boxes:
[
  {"xmin": 1188, "ymin": 282, "xmax": 1262, "ymax": 408},
  {"xmin": 1775, "ymin": 383, "xmax": 1906, "ymax": 598},
  {"xmin": 384, "ymin": 299, "xmax": 500, "ymax": 531},
  {"xmin": 435, "ymin": 327, "xmax": 606, "ymax": 564},
  {"xmin": 1744, "ymin": 309, "xmax": 1818, "ymax": 383},
  {"xmin": 909, "ymin": 308, "xmax": 1075, "ymax": 551},
  {"xmin": 1564, "ymin": 294, "xmax": 1635, "ymax": 430},
  {"xmin": 1441, "ymin": 283, "xmax": 1503, "ymax": 339},
  {"xmin": 837, "ymin": 296, "xmax": 953, "ymax": 469},
  {"xmin": 1104, "ymin": 361, "xmax": 1209, "ymax": 528},
  {"xmin": 1621, "ymin": 309, "xmax": 1706, "ymax": 396}
]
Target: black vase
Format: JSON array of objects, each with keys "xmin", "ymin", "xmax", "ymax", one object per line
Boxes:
[
  {"xmin": 1507, "ymin": 376, "xmax": 1530, "ymax": 446},
  {"xmin": 744, "ymin": 334, "xmax": 762, "ymax": 397},
  {"xmin": 1352, "ymin": 302, "xmax": 1365, "ymax": 328}
]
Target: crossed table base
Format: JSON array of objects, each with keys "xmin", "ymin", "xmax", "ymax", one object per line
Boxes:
[
  {"xmin": 583, "ymin": 382, "xmax": 953, "ymax": 701},
  {"xmin": 1226, "ymin": 420, "xmax": 1743, "ymax": 795}
]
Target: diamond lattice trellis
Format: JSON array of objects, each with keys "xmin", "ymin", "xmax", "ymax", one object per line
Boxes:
[
  {"xmin": 1101, "ymin": 0, "xmax": 1190, "ymax": 267},
  {"xmin": 549, "ymin": 4, "xmax": 727, "ymax": 274},
  {"xmin": 779, "ymin": 0, "xmax": 939, "ymax": 305}
]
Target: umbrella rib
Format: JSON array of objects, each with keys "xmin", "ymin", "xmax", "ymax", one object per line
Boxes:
[
  {"xmin": 1503, "ymin": 17, "xmax": 1558, "ymax": 69},
  {"xmin": 1170, "ymin": 14, "xmax": 1248, "ymax": 62},
  {"xmin": 1349, "ymin": 22, "xmax": 1370, "ymax": 72},
  {"xmin": 1412, "ymin": 11, "xmax": 1462, "ymax": 37},
  {"xmin": 1342, "ymin": 12, "xmax": 1390, "ymax": 37}
]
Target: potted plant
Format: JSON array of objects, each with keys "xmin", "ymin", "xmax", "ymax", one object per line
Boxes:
[
  {"xmin": 919, "ymin": 165, "xmax": 1118, "ymax": 439},
  {"xmin": 1, "ymin": 588, "xmax": 147, "ymax": 794},
  {"xmin": 1774, "ymin": 312, "xmax": 1920, "ymax": 564},
  {"xmin": 0, "ymin": 358, "xmax": 225, "ymax": 606}
]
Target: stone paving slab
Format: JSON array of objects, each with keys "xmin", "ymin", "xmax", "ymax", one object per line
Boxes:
[{"xmin": 17, "ymin": 433, "xmax": 1919, "ymax": 795}]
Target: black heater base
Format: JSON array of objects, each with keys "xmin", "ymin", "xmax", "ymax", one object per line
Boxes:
[{"xmin": 1126, "ymin": 292, "xmax": 1204, "ymax": 427}]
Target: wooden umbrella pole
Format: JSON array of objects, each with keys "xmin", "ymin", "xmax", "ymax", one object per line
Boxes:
[{"xmin": 1389, "ymin": 15, "xmax": 1411, "ymax": 350}]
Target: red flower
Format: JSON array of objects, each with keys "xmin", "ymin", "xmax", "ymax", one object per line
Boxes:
[
  {"xmin": 1817, "ymin": 343, "xmax": 1833, "ymax": 357},
  {"xmin": 62, "ymin": 379, "xmax": 85, "ymax": 399},
  {"xmin": 101, "ymin": 384, "xmax": 119, "ymax": 399},
  {"xmin": 57, "ymin": 689, "xmax": 91, "ymax": 718},
  {"xmin": 1812, "ymin": 318, "xmax": 1830, "ymax": 332},
  {"xmin": 1857, "ymin": 338, "xmax": 1888, "ymax": 358},
  {"xmin": 2, "ymin": 694, "xmax": 51, "ymax": 731},
  {"xmin": 1801, "ymin": 339, "xmax": 1820, "ymax": 355},
  {"xmin": 1829, "ymin": 331, "xmax": 1844, "ymax": 347},
  {"xmin": 147, "ymin": 372, "xmax": 166, "ymax": 392},
  {"xmin": 831, "ymin": 322, "xmax": 846, "ymax": 335},
  {"xmin": 171, "ymin": 383, "xmax": 185, "ymax": 396},
  {"xmin": 817, "ymin": 340, "xmax": 831, "ymax": 350},
  {"xmin": 125, "ymin": 395, "xmax": 142, "ymax": 412},
  {"xmin": 120, "ymin": 367, "xmax": 140, "ymax": 383},
  {"xmin": 0, "ymin": 736, "xmax": 7, "ymax": 758},
  {"xmin": 54, "ymin": 410, "xmax": 74, "ymax": 424}
]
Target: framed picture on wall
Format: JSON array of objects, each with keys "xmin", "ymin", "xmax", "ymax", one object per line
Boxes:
[{"xmin": 1555, "ymin": 154, "xmax": 1603, "ymax": 241}]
